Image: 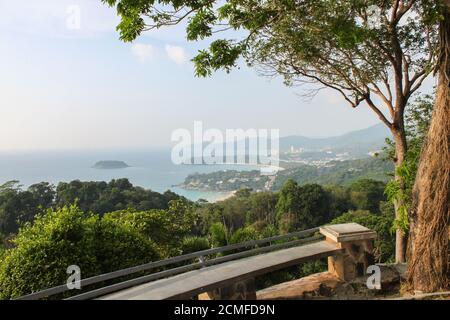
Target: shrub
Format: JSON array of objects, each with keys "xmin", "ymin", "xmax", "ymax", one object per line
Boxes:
[
  {"xmin": 0, "ymin": 205, "xmax": 159, "ymax": 299},
  {"xmin": 330, "ymin": 207, "xmax": 395, "ymax": 262},
  {"xmin": 209, "ymin": 222, "xmax": 229, "ymax": 247},
  {"xmin": 180, "ymin": 236, "xmax": 210, "ymax": 255},
  {"xmin": 230, "ymin": 226, "xmax": 259, "ymax": 244}
]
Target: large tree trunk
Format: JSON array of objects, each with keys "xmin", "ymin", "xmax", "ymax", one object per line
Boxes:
[
  {"xmin": 406, "ymin": 2, "xmax": 450, "ymax": 292},
  {"xmin": 392, "ymin": 127, "xmax": 408, "ymax": 263}
]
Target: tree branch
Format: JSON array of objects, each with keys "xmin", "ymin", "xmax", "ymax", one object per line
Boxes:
[{"xmin": 365, "ymin": 94, "xmax": 393, "ymax": 128}]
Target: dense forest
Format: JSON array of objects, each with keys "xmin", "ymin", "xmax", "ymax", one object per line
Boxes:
[{"xmin": 0, "ymin": 176, "xmax": 395, "ymax": 299}]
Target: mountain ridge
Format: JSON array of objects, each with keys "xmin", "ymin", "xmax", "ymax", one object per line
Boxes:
[{"xmin": 279, "ymin": 123, "xmax": 391, "ymax": 157}]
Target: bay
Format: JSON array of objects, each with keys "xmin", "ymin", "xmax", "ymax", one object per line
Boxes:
[{"xmin": 0, "ymin": 148, "xmax": 258, "ymax": 202}]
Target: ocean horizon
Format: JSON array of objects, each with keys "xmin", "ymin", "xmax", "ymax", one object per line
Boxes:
[{"xmin": 0, "ymin": 148, "xmax": 259, "ymax": 202}]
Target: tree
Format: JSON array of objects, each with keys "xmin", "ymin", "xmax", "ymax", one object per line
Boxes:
[
  {"xmin": 0, "ymin": 181, "xmax": 54, "ymax": 236},
  {"xmin": 220, "ymin": 196, "xmax": 250, "ymax": 232},
  {"xmin": 407, "ymin": 0, "xmax": 450, "ymax": 293},
  {"xmin": 326, "ymin": 185, "xmax": 353, "ymax": 218},
  {"xmin": 55, "ymin": 179, "xmax": 184, "ymax": 215},
  {"xmin": 276, "ymin": 179, "xmax": 301, "ymax": 233},
  {"xmin": 276, "ymin": 180, "xmax": 331, "ymax": 232},
  {"xmin": 384, "ymin": 94, "xmax": 433, "ymax": 233},
  {"xmin": 209, "ymin": 222, "xmax": 229, "ymax": 247},
  {"xmin": 0, "ymin": 205, "xmax": 159, "ymax": 299},
  {"xmin": 105, "ymin": 199, "xmax": 199, "ymax": 257},
  {"xmin": 348, "ymin": 179, "xmax": 386, "ymax": 214},
  {"xmin": 246, "ymin": 192, "xmax": 278, "ymax": 226},
  {"xmin": 28, "ymin": 182, "xmax": 55, "ymax": 209},
  {"xmin": 229, "ymin": 226, "xmax": 259, "ymax": 244},
  {"xmin": 102, "ymin": 0, "xmax": 443, "ymax": 262}
]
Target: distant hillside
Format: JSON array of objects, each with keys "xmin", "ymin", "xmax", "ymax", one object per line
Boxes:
[
  {"xmin": 272, "ymin": 156, "xmax": 393, "ymax": 190},
  {"xmin": 280, "ymin": 123, "xmax": 391, "ymax": 156},
  {"xmin": 179, "ymin": 156, "xmax": 394, "ymax": 192}
]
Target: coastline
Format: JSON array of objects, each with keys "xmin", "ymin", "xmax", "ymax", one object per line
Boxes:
[
  {"xmin": 169, "ymin": 186, "xmax": 237, "ymax": 203},
  {"xmin": 210, "ymin": 190, "xmax": 237, "ymax": 203}
]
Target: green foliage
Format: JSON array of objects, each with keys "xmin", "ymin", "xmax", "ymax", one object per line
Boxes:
[
  {"xmin": 0, "ymin": 205, "xmax": 159, "ymax": 299},
  {"xmin": 383, "ymin": 94, "xmax": 434, "ymax": 233},
  {"xmin": 276, "ymin": 180, "xmax": 332, "ymax": 233},
  {"xmin": 0, "ymin": 181, "xmax": 55, "ymax": 236},
  {"xmin": 181, "ymin": 236, "xmax": 210, "ymax": 254},
  {"xmin": 0, "ymin": 178, "xmax": 185, "ymax": 238},
  {"xmin": 182, "ymin": 156, "xmax": 393, "ymax": 193},
  {"xmin": 183, "ymin": 170, "xmax": 269, "ymax": 192},
  {"xmin": 256, "ymin": 260, "xmax": 327, "ymax": 289},
  {"xmin": 256, "ymin": 267, "xmax": 297, "ymax": 290},
  {"xmin": 259, "ymin": 224, "xmax": 278, "ymax": 238},
  {"xmin": 56, "ymin": 178, "xmax": 183, "ymax": 215},
  {"xmin": 348, "ymin": 179, "xmax": 386, "ymax": 214},
  {"xmin": 246, "ymin": 192, "xmax": 278, "ymax": 226},
  {"xmin": 325, "ymin": 185, "xmax": 353, "ymax": 219},
  {"xmin": 209, "ymin": 222, "xmax": 228, "ymax": 247},
  {"xmin": 331, "ymin": 206, "xmax": 395, "ymax": 262},
  {"xmin": 187, "ymin": 8, "xmax": 216, "ymax": 41},
  {"xmin": 297, "ymin": 260, "xmax": 328, "ymax": 278},
  {"xmin": 0, "ymin": 171, "xmax": 399, "ymax": 297},
  {"xmin": 229, "ymin": 226, "xmax": 259, "ymax": 244},
  {"xmin": 104, "ymin": 199, "xmax": 198, "ymax": 257},
  {"xmin": 193, "ymin": 40, "xmax": 243, "ymax": 77},
  {"xmin": 0, "ymin": 235, "xmax": 4, "ymax": 259},
  {"xmin": 273, "ymin": 157, "xmax": 393, "ymax": 190},
  {"xmin": 234, "ymin": 188, "xmax": 253, "ymax": 198}
]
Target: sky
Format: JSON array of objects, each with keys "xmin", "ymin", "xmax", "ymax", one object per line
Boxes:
[{"xmin": 0, "ymin": 0, "xmax": 436, "ymax": 151}]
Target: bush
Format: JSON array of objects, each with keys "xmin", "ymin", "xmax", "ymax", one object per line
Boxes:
[
  {"xmin": 330, "ymin": 207, "xmax": 395, "ymax": 262},
  {"xmin": 348, "ymin": 179, "xmax": 386, "ymax": 214},
  {"xmin": 103, "ymin": 200, "xmax": 198, "ymax": 258},
  {"xmin": 181, "ymin": 236, "xmax": 210, "ymax": 255},
  {"xmin": 0, "ymin": 205, "xmax": 159, "ymax": 299},
  {"xmin": 209, "ymin": 223, "xmax": 229, "ymax": 247},
  {"xmin": 104, "ymin": 209, "xmax": 181, "ymax": 257},
  {"xmin": 230, "ymin": 226, "xmax": 259, "ymax": 244}
]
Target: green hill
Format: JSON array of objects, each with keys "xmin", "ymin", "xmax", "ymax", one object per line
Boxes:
[{"xmin": 272, "ymin": 156, "xmax": 393, "ymax": 189}]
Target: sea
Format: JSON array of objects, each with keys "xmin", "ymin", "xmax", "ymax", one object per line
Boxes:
[{"xmin": 0, "ymin": 149, "xmax": 259, "ymax": 202}]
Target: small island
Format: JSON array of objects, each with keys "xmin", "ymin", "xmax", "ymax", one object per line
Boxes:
[{"xmin": 93, "ymin": 160, "xmax": 130, "ymax": 169}]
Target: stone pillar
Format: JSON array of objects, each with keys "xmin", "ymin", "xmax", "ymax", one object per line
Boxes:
[
  {"xmin": 320, "ymin": 223, "xmax": 377, "ymax": 282},
  {"xmin": 198, "ymin": 278, "xmax": 257, "ymax": 300}
]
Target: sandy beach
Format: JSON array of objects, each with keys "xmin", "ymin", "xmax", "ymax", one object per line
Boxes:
[{"xmin": 211, "ymin": 190, "xmax": 237, "ymax": 203}]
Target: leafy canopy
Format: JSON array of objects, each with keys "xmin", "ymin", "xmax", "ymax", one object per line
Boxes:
[{"xmin": 0, "ymin": 205, "xmax": 159, "ymax": 299}]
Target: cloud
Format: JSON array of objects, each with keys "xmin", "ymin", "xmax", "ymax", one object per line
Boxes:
[
  {"xmin": 165, "ymin": 45, "xmax": 189, "ymax": 64},
  {"xmin": 131, "ymin": 43, "xmax": 155, "ymax": 63}
]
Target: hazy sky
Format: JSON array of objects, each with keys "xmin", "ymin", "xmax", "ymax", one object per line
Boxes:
[{"xmin": 0, "ymin": 0, "xmax": 436, "ymax": 151}]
